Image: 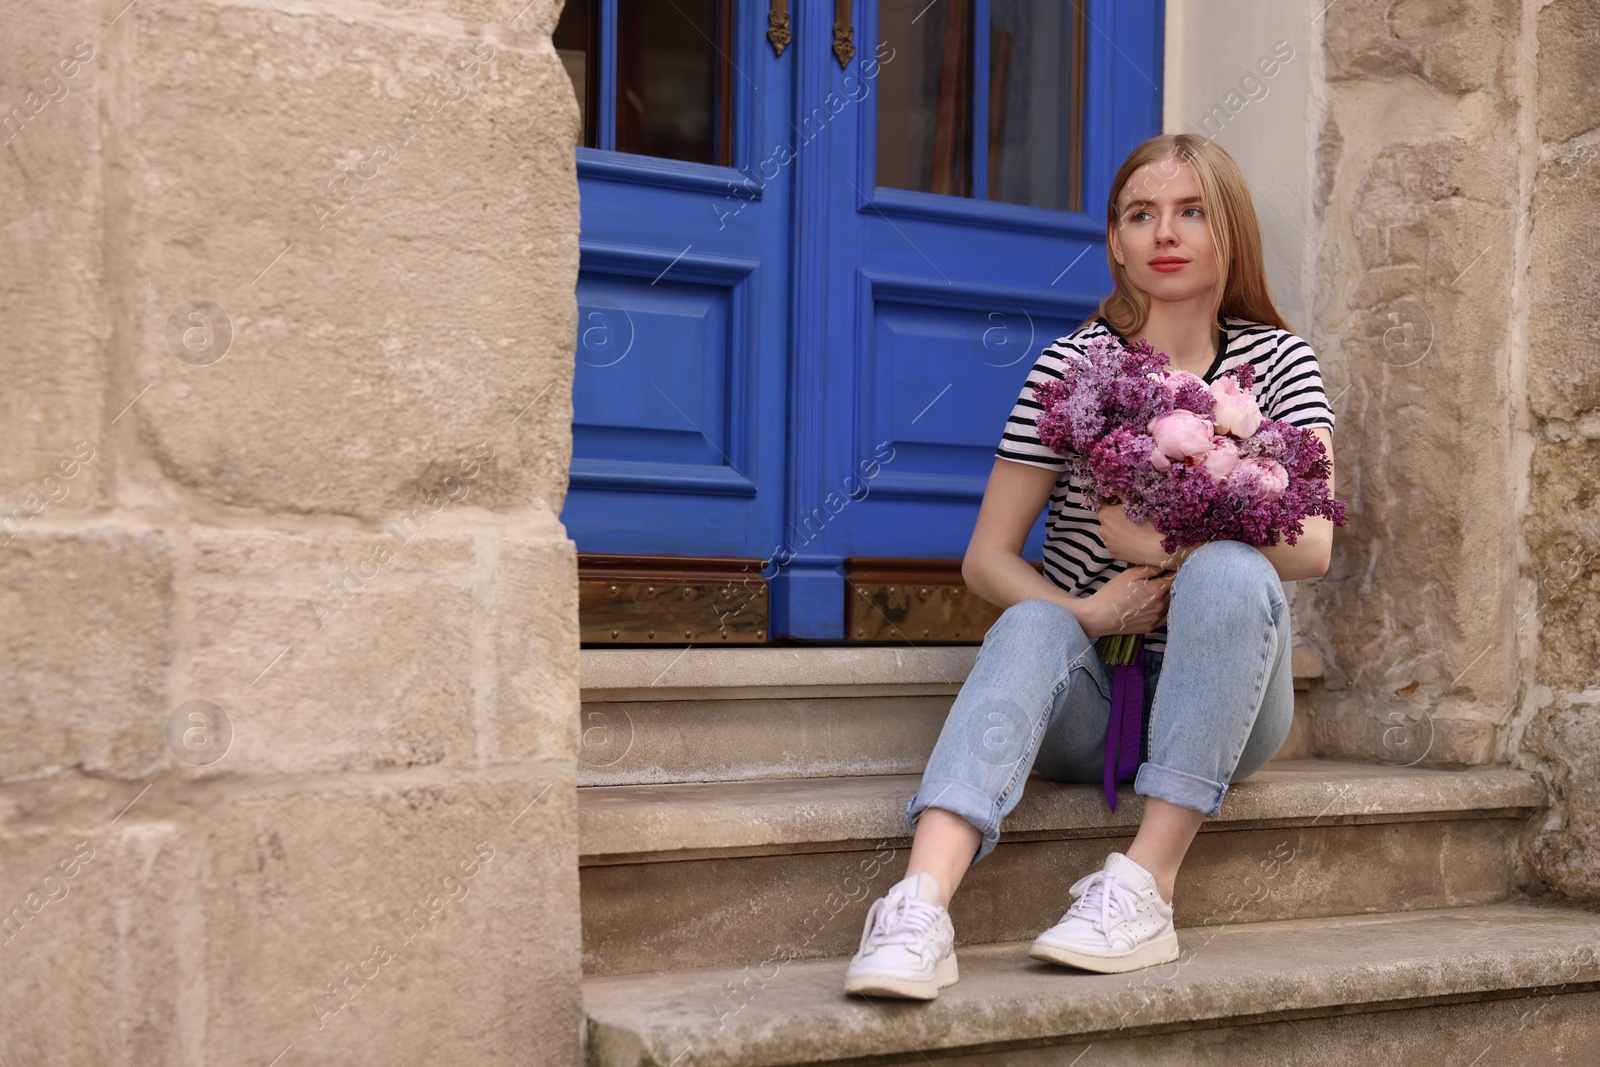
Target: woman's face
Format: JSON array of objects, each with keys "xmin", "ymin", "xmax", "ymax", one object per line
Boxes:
[{"xmin": 1108, "ymin": 158, "xmax": 1221, "ymax": 306}]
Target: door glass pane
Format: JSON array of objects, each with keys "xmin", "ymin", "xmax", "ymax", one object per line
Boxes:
[
  {"xmin": 988, "ymin": 1, "xmax": 1085, "ymax": 212},
  {"xmin": 616, "ymin": 0, "xmax": 734, "ymax": 166},
  {"xmin": 554, "ymin": 0, "xmax": 596, "ymax": 148},
  {"xmin": 877, "ymin": 0, "xmax": 974, "ymax": 197}
]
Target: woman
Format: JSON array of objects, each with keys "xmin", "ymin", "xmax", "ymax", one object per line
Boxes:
[{"xmin": 843, "ymin": 134, "xmax": 1338, "ymax": 1000}]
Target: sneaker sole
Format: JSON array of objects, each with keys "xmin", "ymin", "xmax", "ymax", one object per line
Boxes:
[
  {"xmin": 843, "ymin": 953, "xmax": 959, "ymax": 1000},
  {"xmin": 1028, "ymin": 929, "xmax": 1179, "ymax": 974}
]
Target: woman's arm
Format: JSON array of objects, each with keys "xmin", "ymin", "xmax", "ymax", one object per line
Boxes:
[
  {"xmin": 1097, "ymin": 426, "xmax": 1336, "ymax": 582},
  {"xmin": 962, "ymin": 459, "xmax": 1171, "ymax": 640},
  {"xmin": 1252, "ymin": 426, "xmax": 1335, "ymax": 581}
]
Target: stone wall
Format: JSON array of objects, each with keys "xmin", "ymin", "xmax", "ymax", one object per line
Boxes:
[
  {"xmin": 1516, "ymin": 0, "xmax": 1600, "ymax": 903},
  {"xmin": 1303, "ymin": 0, "xmax": 1600, "ymax": 902},
  {"xmin": 1306, "ymin": 0, "xmax": 1522, "ymax": 768},
  {"xmin": 0, "ymin": 0, "xmax": 584, "ymax": 1063}
]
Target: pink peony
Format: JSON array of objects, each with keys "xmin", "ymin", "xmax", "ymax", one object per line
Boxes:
[
  {"xmin": 1202, "ymin": 437, "xmax": 1242, "ymax": 483},
  {"xmin": 1210, "ymin": 376, "xmax": 1263, "ymax": 438},
  {"xmin": 1158, "ymin": 371, "xmax": 1203, "ymax": 396},
  {"xmin": 1233, "ymin": 458, "xmax": 1289, "ymax": 500},
  {"xmin": 1148, "ymin": 369, "xmax": 1208, "ymax": 395},
  {"xmin": 1147, "ymin": 410, "xmax": 1214, "ymax": 466}
]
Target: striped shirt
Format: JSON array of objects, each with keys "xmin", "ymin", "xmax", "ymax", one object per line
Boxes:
[{"xmin": 996, "ymin": 315, "xmax": 1336, "ymax": 654}]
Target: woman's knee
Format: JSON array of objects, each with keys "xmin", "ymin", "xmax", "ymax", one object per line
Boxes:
[
  {"xmin": 1173, "ymin": 540, "xmax": 1281, "ymax": 604},
  {"xmin": 988, "ymin": 597, "xmax": 1084, "ymax": 643}
]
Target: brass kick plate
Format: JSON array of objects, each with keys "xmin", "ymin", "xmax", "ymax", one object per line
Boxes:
[
  {"xmin": 578, "ymin": 554, "xmax": 767, "ymax": 644},
  {"xmin": 848, "ymin": 582, "xmax": 1003, "ymax": 642},
  {"xmin": 845, "ymin": 557, "xmax": 1039, "ymax": 643}
]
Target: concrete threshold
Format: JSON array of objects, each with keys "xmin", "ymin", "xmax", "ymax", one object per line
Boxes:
[
  {"xmin": 578, "ymin": 759, "xmax": 1544, "ymax": 864},
  {"xmin": 585, "ymin": 902, "xmax": 1600, "ymax": 1067}
]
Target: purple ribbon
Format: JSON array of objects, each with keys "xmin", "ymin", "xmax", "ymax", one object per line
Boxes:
[{"xmin": 1103, "ymin": 637, "xmax": 1145, "ymax": 811}]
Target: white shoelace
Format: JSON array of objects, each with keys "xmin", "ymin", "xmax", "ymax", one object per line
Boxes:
[
  {"xmin": 864, "ymin": 890, "xmax": 941, "ymax": 951},
  {"xmin": 1065, "ymin": 869, "xmax": 1144, "ymax": 933}
]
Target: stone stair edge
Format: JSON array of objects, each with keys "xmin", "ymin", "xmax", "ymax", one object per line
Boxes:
[
  {"xmin": 580, "ymin": 645, "xmax": 1327, "ymax": 701},
  {"xmin": 583, "ymin": 902, "xmax": 1600, "ymax": 1067},
  {"xmin": 580, "ymin": 646, "xmax": 980, "ymax": 701},
  {"xmin": 579, "ymin": 759, "xmax": 1545, "ymax": 863}
]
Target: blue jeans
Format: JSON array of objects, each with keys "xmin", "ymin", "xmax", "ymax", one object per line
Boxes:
[{"xmin": 907, "ymin": 540, "xmax": 1295, "ymax": 864}]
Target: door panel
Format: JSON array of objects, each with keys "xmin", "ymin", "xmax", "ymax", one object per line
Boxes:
[
  {"xmin": 854, "ymin": 272, "xmax": 1085, "ymax": 507},
  {"xmin": 562, "ymin": 3, "xmax": 791, "ymax": 561}
]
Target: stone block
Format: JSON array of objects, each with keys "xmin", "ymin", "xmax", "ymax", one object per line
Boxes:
[
  {"xmin": 0, "ymin": 1, "xmax": 107, "ymax": 515},
  {"xmin": 1538, "ymin": 0, "xmax": 1600, "ymax": 145},
  {"xmin": 1524, "ymin": 439, "xmax": 1600, "ymax": 693},
  {"xmin": 0, "ymin": 818, "xmax": 185, "ymax": 1066},
  {"xmin": 1325, "ymin": 0, "xmax": 1516, "ymax": 95},
  {"xmin": 1308, "ymin": 118, "xmax": 1521, "ymax": 758},
  {"xmin": 0, "ymin": 527, "xmax": 172, "ymax": 780},
  {"xmin": 1527, "ymin": 151, "xmax": 1600, "ymax": 422},
  {"xmin": 127, "ymin": 1, "xmax": 577, "ymax": 518},
  {"xmin": 488, "ymin": 532, "xmax": 581, "ymax": 763},
  {"xmin": 1308, "ymin": 693, "xmax": 1501, "ymax": 768},
  {"xmin": 1524, "ymin": 696, "xmax": 1600, "ymax": 902},
  {"xmin": 187, "ymin": 572, "xmax": 477, "ymax": 776},
  {"xmin": 200, "ymin": 774, "xmax": 581, "ymax": 1065}
]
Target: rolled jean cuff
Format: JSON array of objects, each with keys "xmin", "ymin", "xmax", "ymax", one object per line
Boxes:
[
  {"xmin": 1134, "ymin": 762, "xmax": 1227, "ymax": 819},
  {"xmin": 905, "ymin": 777, "xmax": 1002, "ymax": 866}
]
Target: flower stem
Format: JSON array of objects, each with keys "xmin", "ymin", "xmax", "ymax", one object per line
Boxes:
[{"xmin": 1097, "ymin": 632, "xmax": 1139, "ymax": 666}]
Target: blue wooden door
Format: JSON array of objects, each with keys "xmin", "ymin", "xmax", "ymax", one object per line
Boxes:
[
  {"xmin": 563, "ymin": 1, "xmax": 792, "ymax": 558},
  {"xmin": 561, "ymin": 0, "xmax": 1164, "ymax": 639}
]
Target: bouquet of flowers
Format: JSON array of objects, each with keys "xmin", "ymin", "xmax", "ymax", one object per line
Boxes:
[
  {"xmin": 1033, "ymin": 334, "xmax": 1346, "ymax": 549},
  {"xmin": 1032, "ymin": 334, "xmax": 1348, "ymax": 660}
]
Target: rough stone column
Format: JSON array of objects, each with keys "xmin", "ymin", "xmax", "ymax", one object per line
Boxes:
[
  {"xmin": 1516, "ymin": 0, "xmax": 1600, "ymax": 904},
  {"xmin": 1304, "ymin": 0, "xmax": 1523, "ymax": 768},
  {"xmin": 0, "ymin": 0, "xmax": 583, "ymax": 1062}
]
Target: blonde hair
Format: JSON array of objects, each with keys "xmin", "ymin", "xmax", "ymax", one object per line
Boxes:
[{"xmin": 1090, "ymin": 134, "xmax": 1292, "ymax": 336}]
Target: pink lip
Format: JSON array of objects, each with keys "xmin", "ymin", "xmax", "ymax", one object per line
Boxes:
[{"xmin": 1148, "ymin": 258, "xmax": 1188, "ymax": 273}]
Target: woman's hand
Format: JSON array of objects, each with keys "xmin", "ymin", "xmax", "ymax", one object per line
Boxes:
[
  {"xmin": 1097, "ymin": 503, "xmax": 1195, "ymax": 570},
  {"xmin": 1096, "ymin": 502, "xmax": 1166, "ymax": 566},
  {"xmin": 1083, "ymin": 564, "xmax": 1173, "ymax": 639}
]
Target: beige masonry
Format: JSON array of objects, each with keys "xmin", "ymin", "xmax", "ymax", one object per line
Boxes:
[
  {"xmin": 3, "ymin": 2, "xmax": 1598, "ymax": 1065},
  {"xmin": 1520, "ymin": 0, "xmax": 1600, "ymax": 902},
  {"xmin": 1310, "ymin": 0, "xmax": 1525, "ymax": 766},
  {"xmin": 1, "ymin": 0, "xmax": 582, "ymax": 1062}
]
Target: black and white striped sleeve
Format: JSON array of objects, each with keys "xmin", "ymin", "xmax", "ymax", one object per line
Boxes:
[
  {"xmin": 994, "ymin": 337, "xmax": 1077, "ymax": 471},
  {"xmin": 1263, "ymin": 332, "xmax": 1336, "ymax": 432}
]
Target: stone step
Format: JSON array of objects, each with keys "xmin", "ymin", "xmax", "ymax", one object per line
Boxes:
[
  {"xmin": 577, "ymin": 647, "xmax": 975, "ymax": 786},
  {"xmin": 578, "ymin": 760, "xmax": 1543, "ymax": 977},
  {"xmin": 577, "ymin": 646, "xmax": 1324, "ymax": 786},
  {"xmin": 584, "ymin": 902, "xmax": 1600, "ymax": 1067}
]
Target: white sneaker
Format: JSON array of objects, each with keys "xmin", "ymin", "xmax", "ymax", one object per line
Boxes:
[
  {"xmin": 1028, "ymin": 852, "xmax": 1179, "ymax": 974},
  {"xmin": 843, "ymin": 873, "xmax": 959, "ymax": 1000}
]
